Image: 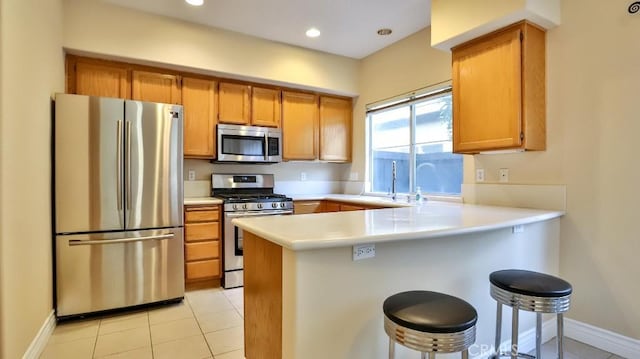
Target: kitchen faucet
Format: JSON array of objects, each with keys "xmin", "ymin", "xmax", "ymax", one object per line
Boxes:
[{"xmin": 391, "ymin": 161, "xmax": 397, "ymax": 201}]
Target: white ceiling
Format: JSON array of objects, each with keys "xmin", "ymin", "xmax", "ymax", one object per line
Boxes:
[{"xmin": 102, "ymin": 0, "xmax": 431, "ymax": 59}]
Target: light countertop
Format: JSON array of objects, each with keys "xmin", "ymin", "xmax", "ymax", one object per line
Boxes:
[
  {"xmin": 184, "ymin": 197, "xmax": 223, "ymax": 205},
  {"xmin": 291, "ymin": 194, "xmax": 413, "ymax": 207},
  {"xmin": 232, "ymin": 200, "xmax": 564, "ymax": 251}
]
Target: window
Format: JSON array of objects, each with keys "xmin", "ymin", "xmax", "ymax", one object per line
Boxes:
[{"xmin": 367, "ymin": 84, "xmax": 462, "ymax": 196}]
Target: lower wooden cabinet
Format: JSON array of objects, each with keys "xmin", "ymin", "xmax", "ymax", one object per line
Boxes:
[
  {"xmin": 294, "ymin": 200, "xmax": 383, "ymax": 214},
  {"xmin": 293, "ymin": 200, "xmax": 325, "ymax": 214},
  {"xmin": 184, "ymin": 205, "xmax": 222, "ymax": 286}
]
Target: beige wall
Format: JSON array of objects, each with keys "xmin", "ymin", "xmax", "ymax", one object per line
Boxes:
[
  {"xmin": 353, "ymin": 28, "xmax": 462, "ymax": 187},
  {"xmin": 0, "ymin": 0, "xmax": 64, "ymax": 357},
  {"xmin": 62, "ymin": 0, "xmax": 359, "ymax": 96},
  {"xmin": 358, "ymin": 0, "xmax": 640, "ymax": 340},
  {"xmin": 471, "ymin": 0, "xmax": 640, "ymax": 339},
  {"xmin": 431, "ymin": 0, "xmax": 561, "ymax": 50}
]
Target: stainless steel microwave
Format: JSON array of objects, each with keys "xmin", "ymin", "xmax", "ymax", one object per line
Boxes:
[{"xmin": 217, "ymin": 124, "xmax": 282, "ymax": 163}]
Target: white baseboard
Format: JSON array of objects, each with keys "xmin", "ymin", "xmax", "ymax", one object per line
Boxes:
[
  {"xmin": 472, "ymin": 318, "xmax": 556, "ymax": 359},
  {"xmin": 565, "ymin": 318, "xmax": 640, "ymax": 359},
  {"xmin": 22, "ymin": 310, "xmax": 56, "ymax": 359}
]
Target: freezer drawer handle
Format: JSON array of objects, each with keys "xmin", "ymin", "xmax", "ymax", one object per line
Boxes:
[{"xmin": 68, "ymin": 233, "xmax": 175, "ymax": 246}]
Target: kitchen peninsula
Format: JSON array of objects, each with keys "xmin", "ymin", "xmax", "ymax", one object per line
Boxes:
[{"xmin": 233, "ymin": 200, "xmax": 563, "ymax": 359}]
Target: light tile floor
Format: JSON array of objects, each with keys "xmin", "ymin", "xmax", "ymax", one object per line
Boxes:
[
  {"xmin": 42, "ymin": 287, "xmax": 623, "ymax": 358},
  {"xmin": 41, "ymin": 287, "xmax": 244, "ymax": 359}
]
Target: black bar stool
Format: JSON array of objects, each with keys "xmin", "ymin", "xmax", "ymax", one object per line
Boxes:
[
  {"xmin": 383, "ymin": 290, "xmax": 478, "ymax": 359},
  {"xmin": 489, "ymin": 269, "xmax": 572, "ymax": 359}
]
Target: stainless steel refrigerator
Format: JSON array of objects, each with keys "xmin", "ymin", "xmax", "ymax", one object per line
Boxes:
[{"xmin": 54, "ymin": 94, "xmax": 184, "ymax": 318}]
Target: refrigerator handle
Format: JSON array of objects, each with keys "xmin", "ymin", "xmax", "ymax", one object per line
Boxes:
[
  {"xmin": 117, "ymin": 120, "xmax": 123, "ymax": 210},
  {"xmin": 68, "ymin": 233, "xmax": 175, "ymax": 246},
  {"xmin": 126, "ymin": 121, "xmax": 132, "ymax": 210}
]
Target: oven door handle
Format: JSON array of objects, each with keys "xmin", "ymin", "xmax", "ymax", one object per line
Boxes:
[{"xmin": 225, "ymin": 210, "xmax": 293, "ymax": 218}]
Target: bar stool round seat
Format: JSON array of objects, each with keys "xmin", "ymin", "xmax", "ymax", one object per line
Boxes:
[
  {"xmin": 383, "ymin": 290, "xmax": 477, "ymax": 359},
  {"xmin": 489, "ymin": 269, "xmax": 572, "ymax": 359}
]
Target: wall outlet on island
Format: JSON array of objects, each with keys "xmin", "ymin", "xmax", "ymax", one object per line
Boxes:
[
  {"xmin": 499, "ymin": 168, "xmax": 509, "ymax": 182},
  {"xmin": 353, "ymin": 244, "xmax": 375, "ymax": 261},
  {"xmin": 188, "ymin": 169, "xmax": 196, "ymax": 181}
]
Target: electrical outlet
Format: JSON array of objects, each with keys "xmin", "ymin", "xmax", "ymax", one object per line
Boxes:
[
  {"xmin": 349, "ymin": 172, "xmax": 359, "ymax": 181},
  {"xmin": 353, "ymin": 244, "xmax": 375, "ymax": 261},
  {"xmin": 188, "ymin": 169, "xmax": 196, "ymax": 181},
  {"xmin": 476, "ymin": 169, "xmax": 485, "ymax": 182},
  {"xmin": 300, "ymin": 172, "xmax": 307, "ymax": 181},
  {"xmin": 512, "ymin": 225, "xmax": 524, "ymax": 233},
  {"xmin": 499, "ymin": 168, "xmax": 509, "ymax": 183}
]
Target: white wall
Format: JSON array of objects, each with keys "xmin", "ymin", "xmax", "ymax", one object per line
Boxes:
[
  {"xmin": 62, "ymin": 0, "xmax": 359, "ymax": 96},
  {"xmin": 0, "ymin": 0, "xmax": 64, "ymax": 357}
]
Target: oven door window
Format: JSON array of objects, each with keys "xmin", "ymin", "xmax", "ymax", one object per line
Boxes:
[
  {"xmin": 234, "ymin": 226, "xmax": 243, "ymax": 256},
  {"xmin": 221, "ymin": 135, "xmax": 265, "ymax": 156}
]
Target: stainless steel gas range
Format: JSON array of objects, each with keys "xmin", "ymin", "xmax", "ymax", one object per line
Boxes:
[{"xmin": 212, "ymin": 174, "xmax": 293, "ymax": 289}]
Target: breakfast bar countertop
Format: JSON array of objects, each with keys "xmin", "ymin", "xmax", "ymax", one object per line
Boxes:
[
  {"xmin": 184, "ymin": 197, "xmax": 224, "ymax": 205},
  {"xmin": 232, "ymin": 200, "xmax": 564, "ymax": 251}
]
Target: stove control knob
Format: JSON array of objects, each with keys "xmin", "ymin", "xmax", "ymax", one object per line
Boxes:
[
  {"xmin": 271, "ymin": 202, "xmax": 278, "ymax": 208},
  {"xmin": 242, "ymin": 204, "xmax": 248, "ymax": 210},
  {"xmin": 257, "ymin": 203, "xmax": 263, "ymax": 209},
  {"xmin": 233, "ymin": 204, "xmax": 238, "ymax": 210},
  {"xmin": 280, "ymin": 202, "xmax": 287, "ymax": 208}
]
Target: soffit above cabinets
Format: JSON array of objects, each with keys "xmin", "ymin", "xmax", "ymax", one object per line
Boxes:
[{"xmin": 101, "ymin": 0, "xmax": 430, "ymax": 59}]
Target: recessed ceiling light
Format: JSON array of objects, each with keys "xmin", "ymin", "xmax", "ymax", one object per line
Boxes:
[
  {"xmin": 185, "ymin": 0, "xmax": 204, "ymax": 6},
  {"xmin": 306, "ymin": 28, "xmax": 321, "ymax": 38},
  {"xmin": 377, "ymin": 28, "xmax": 393, "ymax": 36}
]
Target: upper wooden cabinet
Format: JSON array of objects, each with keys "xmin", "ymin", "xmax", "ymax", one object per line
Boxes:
[
  {"xmin": 282, "ymin": 91, "xmax": 319, "ymax": 160},
  {"xmin": 319, "ymin": 96, "xmax": 352, "ymax": 162},
  {"xmin": 252, "ymin": 87, "xmax": 281, "ymax": 127},
  {"xmin": 132, "ymin": 70, "xmax": 181, "ymax": 104},
  {"xmin": 182, "ymin": 77, "xmax": 217, "ymax": 159},
  {"xmin": 218, "ymin": 82, "xmax": 251, "ymax": 125},
  {"xmin": 67, "ymin": 57, "xmax": 131, "ymax": 99},
  {"xmin": 452, "ymin": 21, "xmax": 545, "ymax": 153}
]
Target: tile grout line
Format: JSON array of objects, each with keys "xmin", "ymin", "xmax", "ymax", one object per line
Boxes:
[
  {"xmin": 147, "ymin": 311, "xmax": 154, "ymax": 359},
  {"xmin": 92, "ymin": 319, "xmax": 102, "ymax": 358},
  {"xmin": 186, "ymin": 294, "xmax": 216, "ymax": 358}
]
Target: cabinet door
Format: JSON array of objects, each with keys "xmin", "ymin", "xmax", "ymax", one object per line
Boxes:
[
  {"xmin": 252, "ymin": 87, "xmax": 281, "ymax": 127},
  {"xmin": 323, "ymin": 201, "xmax": 340, "ymax": 213},
  {"xmin": 452, "ymin": 26, "xmax": 522, "ymax": 153},
  {"xmin": 339, "ymin": 204, "xmax": 363, "ymax": 212},
  {"xmin": 70, "ymin": 58, "xmax": 130, "ymax": 99},
  {"xmin": 293, "ymin": 200, "xmax": 325, "ymax": 214},
  {"xmin": 282, "ymin": 91, "xmax": 318, "ymax": 160},
  {"xmin": 182, "ymin": 77, "xmax": 217, "ymax": 158},
  {"xmin": 319, "ymin": 96, "xmax": 351, "ymax": 162},
  {"xmin": 132, "ymin": 70, "xmax": 181, "ymax": 104},
  {"xmin": 218, "ymin": 82, "xmax": 251, "ymax": 125}
]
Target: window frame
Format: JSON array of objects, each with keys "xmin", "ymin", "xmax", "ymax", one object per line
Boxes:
[{"xmin": 365, "ymin": 81, "xmax": 461, "ymax": 199}]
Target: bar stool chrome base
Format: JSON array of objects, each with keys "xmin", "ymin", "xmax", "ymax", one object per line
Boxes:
[
  {"xmin": 384, "ymin": 316, "xmax": 475, "ymax": 358},
  {"xmin": 490, "ymin": 280, "xmax": 571, "ymax": 359}
]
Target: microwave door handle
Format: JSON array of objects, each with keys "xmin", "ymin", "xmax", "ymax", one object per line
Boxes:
[{"xmin": 264, "ymin": 132, "xmax": 269, "ymax": 161}]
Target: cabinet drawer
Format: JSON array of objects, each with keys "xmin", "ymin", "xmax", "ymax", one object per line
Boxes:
[
  {"xmin": 186, "ymin": 241, "xmax": 220, "ymax": 261},
  {"xmin": 186, "ymin": 259, "xmax": 220, "ymax": 280},
  {"xmin": 185, "ymin": 222, "xmax": 220, "ymax": 242},
  {"xmin": 185, "ymin": 208, "xmax": 219, "ymax": 222}
]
